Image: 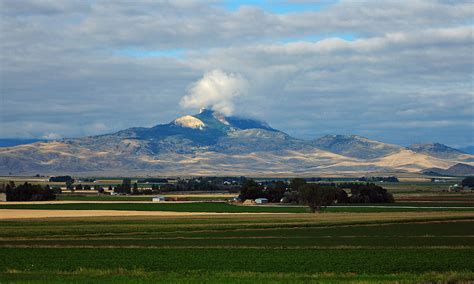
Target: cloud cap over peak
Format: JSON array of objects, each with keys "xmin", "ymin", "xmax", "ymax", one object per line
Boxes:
[{"xmin": 180, "ymin": 69, "xmax": 248, "ymax": 115}]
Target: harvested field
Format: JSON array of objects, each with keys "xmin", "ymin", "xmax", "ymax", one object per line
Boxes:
[{"xmin": 0, "ymin": 209, "xmax": 275, "ymax": 220}]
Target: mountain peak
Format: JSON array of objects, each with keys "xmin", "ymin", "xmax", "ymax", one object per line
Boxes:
[{"xmin": 192, "ymin": 109, "xmax": 276, "ymax": 132}]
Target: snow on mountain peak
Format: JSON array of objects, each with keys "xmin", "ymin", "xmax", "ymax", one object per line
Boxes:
[{"xmin": 173, "ymin": 115, "xmax": 206, "ymax": 130}]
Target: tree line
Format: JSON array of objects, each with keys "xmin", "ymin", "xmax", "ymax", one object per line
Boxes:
[
  {"xmin": 4, "ymin": 182, "xmax": 58, "ymax": 201},
  {"xmin": 239, "ymin": 178, "xmax": 394, "ymax": 212}
]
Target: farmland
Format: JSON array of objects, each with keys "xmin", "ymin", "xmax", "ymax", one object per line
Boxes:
[
  {"xmin": 0, "ymin": 213, "xmax": 473, "ymax": 283},
  {"xmin": 1, "ymin": 176, "xmax": 474, "ymax": 282},
  {"xmin": 2, "ymin": 200, "xmax": 474, "ymax": 213}
]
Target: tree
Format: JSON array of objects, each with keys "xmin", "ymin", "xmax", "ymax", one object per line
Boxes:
[
  {"xmin": 122, "ymin": 178, "xmax": 132, "ymax": 194},
  {"xmin": 49, "ymin": 176, "xmax": 74, "ymax": 183},
  {"xmin": 239, "ymin": 179, "xmax": 264, "ymax": 200},
  {"xmin": 132, "ymin": 182, "xmax": 139, "ymax": 195},
  {"xmin": 75, "ymin": 184, "xmax": 83, "ymax": 191},
  {"xmin": 51, "ymin": 186, "xmax": 62, "ymax": 194},
  {"xmin": 95, "ymin": 185, "xmax": 104, "ymax": 194},
  {"xmin": 281, "ymin": 190, "xmax": 299, "ymax": 204},
  {"xmin": 338, "ymin": 183, "xmax": 394, "ymax": 203},
  {"xmin": 299, "ymin": 184, "xmax": 336, "ymax": 213},
  {"xmin": 6, "ymin": 182, "xmax": 56, "ymax": 201},
  {"xmin": 66, "ymin": 179, "xmax": 74, "ymax": 191},
  {"xmin": 266, "ymin": 181, "xmax": 286, "ymax": 202},
  {"xmin": 335, "ymin": 189, "xmax": 349, "ymax": 203},
  {"xmin": 290, "ymin": 178, "xmax": 306, "ymax": 191},
  {"xmin": 462, "ymin": 177, "xmax": 474, "ymax": 189},
  {"xmin": 114, "ymin": 179, "xmax": 132, "ymax": 194}
]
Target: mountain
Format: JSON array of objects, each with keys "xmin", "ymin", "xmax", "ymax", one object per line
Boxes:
[
  {"xmin": 407, "ymin": 143, "xmax": 467, "ymax": 159},
  {"xmin": 311, "ymin": 135, "xmax": 402, "ymax": 159},
  {"xmin": 1, "ymin": 109, "xmax": 473, "ymax": 176},
  {"xmin": 422, "ymin": 163, "xmax": 474, "ymax": 177}
]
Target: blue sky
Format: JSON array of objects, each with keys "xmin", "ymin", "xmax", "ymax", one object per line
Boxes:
[
  {"xmin": 222, "ymin": 0, "xmax": 337, "ymax": 13},
  {"xmin": 0, "ymin": 0, "xmax": 473, "ymax": 147}
]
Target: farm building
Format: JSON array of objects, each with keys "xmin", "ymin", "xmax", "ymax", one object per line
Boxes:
[
  {"xmin": 152, "ymin": 196, "xmax": 166, "ymax": 202},
  {"xmin": 243, "ymin": 199, "xmax": 256, "ymax": 205},
  {"xmin": 448, "ymin": 184, "xmax": 462, "ymax": 192},
  {"xmin": 255, "ymin": 198, "xmax": 268, "ymax": 204}
]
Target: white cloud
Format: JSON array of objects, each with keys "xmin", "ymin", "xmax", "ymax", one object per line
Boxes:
[
  {"xmin": 41, "ymin": 133, "xmax": 61, "ymax": 140},
  {"xmin": 180, "ymin": 69, "xmax": 248, "ymax": 115},
  {"xmin": 0, "ymin": 0, "xmax": 472, "ymax": 146}
]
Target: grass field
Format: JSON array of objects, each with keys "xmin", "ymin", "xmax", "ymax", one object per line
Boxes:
[
  {"xmin": 1, "ymin": 201, "xmax": 474, "ymax": 213},
  {"xmin": 0, "ymin": 213, "xmax": 473, "ymax": 283}
]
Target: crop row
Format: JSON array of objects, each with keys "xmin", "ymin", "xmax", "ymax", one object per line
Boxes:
[
  {"xmin": 1, "ymin": 248, "xmax": 473, "ymax": 274},
  {"xmin": 1, "ymin": 235, "xmax": 473, "ymax": 248},
  {"xmin": 1, "ymin": 218, "xmax": 472, "ymax": 239}
]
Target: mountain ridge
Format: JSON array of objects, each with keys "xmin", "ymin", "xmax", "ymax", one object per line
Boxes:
[
  {"xmin": 0, "ymin": 109, "xmax": 472, "ymax": 175},
  {"xmin": 407, "ymin": 143, "xmax": 467, "ymax": 159}
]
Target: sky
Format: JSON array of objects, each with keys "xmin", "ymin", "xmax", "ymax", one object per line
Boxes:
[{"xmin": 0, "ymin": 0, "xmax": 473, "ymax": 147}]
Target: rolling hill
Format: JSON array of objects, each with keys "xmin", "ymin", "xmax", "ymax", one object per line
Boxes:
[
  {"xmin": 311, "ymin": 135, "xmax": 402, "ymax": 159},
  {"xmin": 422, "ymin": 163, "xmax": 474, "ymax": 176}
]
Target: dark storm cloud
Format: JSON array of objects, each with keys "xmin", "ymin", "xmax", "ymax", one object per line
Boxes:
[{"xmin": 0, "ymin": 0, "xmax": 472, "ymax": 147}]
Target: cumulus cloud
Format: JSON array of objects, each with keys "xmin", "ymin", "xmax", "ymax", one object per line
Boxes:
[{"xmin": 180, "ymin": 69, "xmax": 248, "ymax": 115}]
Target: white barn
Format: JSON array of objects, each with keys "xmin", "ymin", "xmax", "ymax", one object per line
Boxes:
[{"xmin": 255, "ymin": 198, "xmax": 268, "ymax": 204}]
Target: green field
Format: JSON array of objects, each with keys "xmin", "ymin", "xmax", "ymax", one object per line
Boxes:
[
  {"xmin": 56, "ymin": 195, "xmax": 153, "ymax": 201},
  {"xmin": 56, "ymin": 195, "xmax": 232, "ymax": 201},
  {"xmin": 0, "ymin": 215, "xmax": 473, "ymax": 283},
  {"xmin": 1, "ymin": 178, "xmax": 474, "ymax": 282},
  {"xmin": 1, "ymin": 202, "xmax": 474, "ymax": 213}
]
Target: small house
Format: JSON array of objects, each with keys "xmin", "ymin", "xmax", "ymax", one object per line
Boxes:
[
  {"xmin": 152, "ymin": 196, "xmax": 166, "ymax": 202},
  {"xmin": 255, "ymin": 198, "xmax": 268, "ymax": 204}
]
